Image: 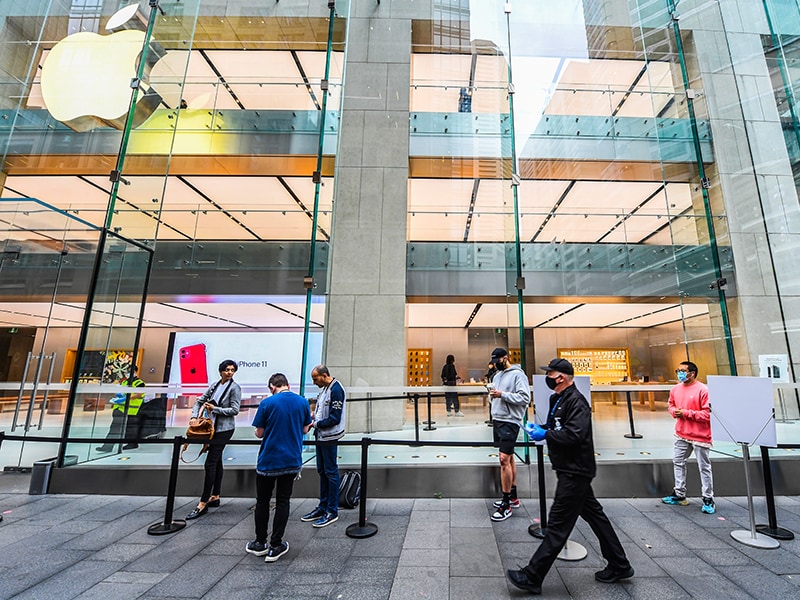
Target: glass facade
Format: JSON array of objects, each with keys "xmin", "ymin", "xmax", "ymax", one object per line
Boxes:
[{"xmin": 1, "ymin": 0, "xmax": 800, "ymax": 474}]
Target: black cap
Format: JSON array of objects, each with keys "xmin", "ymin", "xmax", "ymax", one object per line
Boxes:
[
  {"xmin": 490, "ymin": 347, "xmax": 508, "ymax": 365},
  {"xmin": 540, "ymin": 358, "xmax": 574, "ymax": 376}
]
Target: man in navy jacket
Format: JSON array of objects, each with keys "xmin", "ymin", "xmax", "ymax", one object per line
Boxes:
[{"xmin": 506, "ymin": 358, "xmax": 633, "ymax": 594}]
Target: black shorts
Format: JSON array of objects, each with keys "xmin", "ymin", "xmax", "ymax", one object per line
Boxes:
[{"xmin": 493, "ymin": 421, "xmax": 520, "ymax": 455}]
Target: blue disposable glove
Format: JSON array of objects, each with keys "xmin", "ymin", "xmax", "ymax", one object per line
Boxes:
[
  {"xmin": 525, "ymin": 423, "xmax": 547, "ymax": 441},
  {"xmin": 109, "ymin": 393, "xmax": 126, "ymax": 405}
]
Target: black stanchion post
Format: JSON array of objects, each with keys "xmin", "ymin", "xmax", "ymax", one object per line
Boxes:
[
  {"xmin": 423, "ymin": 391, "xmax": 436, "ymax": 431},
  {"xmin": 346, "ymin": 437, "xmax": 378, "ymax": 539},
  {"xmin": 623, "ymin": 391, "xmax": 642, "ymax": 439},
  {"xmin": 147, "ymin": 435, "xmax": 187, "ymax": 536},
  {"xmin": 413, "ymin": 393, "xmax": 420, "ymax": 444},
  {"xmin": 756, "ymin": 446, "xmax": 795, "ymax": 540},
  {"xmin": 528, "ymin": 444, "xmax": 548, "ymax": 539}
]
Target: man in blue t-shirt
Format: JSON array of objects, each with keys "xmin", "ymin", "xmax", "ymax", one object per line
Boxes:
[{"xmin": 245, "ymin": 373, "xmax": 311, "ymax": 563}]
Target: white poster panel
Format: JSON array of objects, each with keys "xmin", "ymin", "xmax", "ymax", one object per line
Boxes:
[
  {"xmin": 169, "ymin": 331, "xmax": 323, "ymax": 390},
  {"xmin": 532, "ymin": 375, "xmax": 591, "ymax": 426},
  {"xmin": 708, "ymin": 375, "xmax": 777, "ymax": 447},
  {"xmin": 758, "ymin": 354, "xmax": 790, "ymax": 383}
]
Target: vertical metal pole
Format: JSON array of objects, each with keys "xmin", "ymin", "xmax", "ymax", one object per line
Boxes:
[
  {"xmin": 528, "ymin": 444, "xmax": 548, "ymax": 538},
  {"xmin": 147, "ymin": 436, "xmax": 187, "ymax": 535},
  {"xmin": 299, "ymin": 2, "xmax": 336, "ymax": 396},
  {"xmin": 24, "ymin": 354, "xmax": 46, "ymax": 431},
  {"xmin": 503, "ymin": 4, "xmax": 531, "ymax": 466},
  {"xmin": 36, "ymin": 352, "xmax": 57, "ymax": 430},
  {"xmin": 623, "ymin": 391, "xmax": 642, "ymax": 439},
  {"xmin": 423, "ymin": 392, "xmax": 436, "ymax": 431},
  {"xmin": 105, "ymin": 0, "xmax": 160, "ymax": 227},
  {"xmin": 756, "ymin": 446, "xmax": 795, "ymax": 540},
  {"xmin": 11, "ymin": 352, "xmax": 32, "ymax": 431},
  {"xmin": 345, "ymin": 436, "xmax": 378, "ymax": 538},
  {"xmin": 413, "ymin": 393, "xmax": 420, "ymax": 443},
  {"xmin": 742, "ymin": 444, "xmax": 757, "ymax": 538}
]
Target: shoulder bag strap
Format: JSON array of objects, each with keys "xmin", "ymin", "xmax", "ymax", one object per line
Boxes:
[{"xmin": 180, "ymin": 441, "xmax": 210, "ymax": 463}]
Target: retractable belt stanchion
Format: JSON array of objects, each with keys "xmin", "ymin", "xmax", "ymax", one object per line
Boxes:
[
  {"xmin": 623, "ymin": 391, "xmax": 642, "ymax": 439},
  {"xmin": 346, "ymin": 436, "xmax": 378, "ymax": 539},
  {"xmin": 528, "ymin": 443, "xmax": 547, "ymax": 539},
  {"xmin": 526, "ymin": 441, "xmax": 587, "ymax": 561},
  {"xmin": 756, "ymin": 446, "xmax": 794, "ymax": 541},
  {"xmin": 147, "ymin": 435, "xmax": 187, "ymax": 536},
  {"xmin": 413, "ymin": 394, "xmax": 420, "ymax": 444},
  {"xmin": 423, "ymin": 392, "xmax": 436, "ymax": 431}
]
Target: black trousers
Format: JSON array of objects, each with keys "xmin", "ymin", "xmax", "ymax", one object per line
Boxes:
[
  {"xmin": 445, "ymin": 391, "xmax": 460, "ymax": 412},
  {"xmin": 101, "ymin": 409, "xmax": 139, "ymax": 446},
  {"xmin": 201, "ymin": 428, "xmax": 234, "ymax": 502},
  {"xmin": 523, "ymin": 471, "xmax": 630, "ymax": 583},
  {"xmin": 255, "ymin": 473, "xmax": 295, "ymax": 547}
]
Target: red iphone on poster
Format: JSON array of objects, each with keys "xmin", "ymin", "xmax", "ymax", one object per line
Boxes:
[{"xmin": 179, "ymin": 343, "xmax": 209, "ymax": 386}]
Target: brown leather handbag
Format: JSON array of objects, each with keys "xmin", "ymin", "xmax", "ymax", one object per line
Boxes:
[{"xmin": 181, "ymin": 407, "xmax": 215, "ymax": 463}]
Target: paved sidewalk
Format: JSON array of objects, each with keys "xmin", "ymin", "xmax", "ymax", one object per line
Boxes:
[{"xmin": 0, "ymin": 472, "xmax": 799, "ymax": 599}]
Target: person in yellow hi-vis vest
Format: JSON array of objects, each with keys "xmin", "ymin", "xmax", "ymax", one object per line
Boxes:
[{"xmin": 96, "ymin": 365, "xmax": 145, "ymax": 453}]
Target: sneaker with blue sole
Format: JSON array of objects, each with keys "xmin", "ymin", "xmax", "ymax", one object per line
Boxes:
[
  {"xmin": 701, "ymin": 497, "xmax": 716, "ymax": 514},
  {"xmin": 661, "ymin": 494, "xmax": 688, "ymax": 506}
]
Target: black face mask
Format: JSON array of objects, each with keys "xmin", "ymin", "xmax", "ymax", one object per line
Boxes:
[
  {"xmin": 494, "ymin": 360, "xmax": 507, "ymax": 371},
  {"xmin": 545, "ymin": 375, "xmax": 560, "ymax": 390}
]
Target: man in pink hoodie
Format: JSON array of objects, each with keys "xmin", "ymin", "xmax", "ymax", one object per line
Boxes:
[{"xmin": 661, "ymin": 360, "xmax": 715, "ymax": 514}]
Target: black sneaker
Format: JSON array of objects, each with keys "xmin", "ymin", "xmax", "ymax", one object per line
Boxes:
[
  {"xmin": 506, "ymin": 569, "xmax": 542, "ymax": 594},
  {"xmin": 245, "ymin": 540, "xmax": 269, "ymax": 556},
  {"xmin": 300, "ymin": 507, "xmax": 325, "ymax": 522},
  {"xmin": 595, "ymin": 565, "xmax": 634, "ymax": 583},
  {"xmin": 264, "ymin": 541, "xmax": 289, "ymax": 562},
  {"xmin": 312, "ymin": 512, "xmax": 339, "ymax": 528}
]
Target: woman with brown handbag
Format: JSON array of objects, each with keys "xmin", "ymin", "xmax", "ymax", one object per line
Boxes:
[{"xmin": 186, "ymin": 359, "xmax": 241, "ymax": 519}]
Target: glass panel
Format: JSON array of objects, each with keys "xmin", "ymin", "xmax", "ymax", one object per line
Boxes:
[
  {"xmin": 64, "ymin": 230, "xmax": 152, "ymax": 465},
  {"xmin": 0, "ymin": 198, "xmax": 101, "ymax": 468}
]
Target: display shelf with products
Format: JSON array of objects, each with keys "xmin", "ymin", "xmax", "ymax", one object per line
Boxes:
[
  {"xmin": 558, "ymin": 348, "xmax": 630, "ymax": 385},
  {"xmin": 407, "ymin": 348, "xmax": 432, "ymax": 386}
]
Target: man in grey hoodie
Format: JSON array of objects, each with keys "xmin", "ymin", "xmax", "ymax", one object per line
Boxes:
[{"xmin": 488, "ymin": 347, "xmax": 531, "ymax": 521}]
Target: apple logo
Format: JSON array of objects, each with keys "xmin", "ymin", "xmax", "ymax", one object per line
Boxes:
[{"xmin": 40, "ymin": 4, "xmax": 162, "ymax": 132}]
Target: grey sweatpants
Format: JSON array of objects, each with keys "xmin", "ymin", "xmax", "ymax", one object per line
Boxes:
[{"xmin": 672, "ymin": 437, "xmax": 714, "ymax": 499}]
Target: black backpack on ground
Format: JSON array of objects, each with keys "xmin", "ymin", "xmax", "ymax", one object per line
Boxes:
[{"xmin": 338, "ymin": 470, "xmax": 361, "ymax": 509}]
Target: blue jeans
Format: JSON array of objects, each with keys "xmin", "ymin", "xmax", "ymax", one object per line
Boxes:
[{"xmin": 315, "ymin": 441, "xmax": 339, "ymax": 514}]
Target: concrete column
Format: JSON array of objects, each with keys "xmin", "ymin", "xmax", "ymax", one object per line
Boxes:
[{"xmin": 324, "ymin": 1, "xmax": 431, "ymax": 429}]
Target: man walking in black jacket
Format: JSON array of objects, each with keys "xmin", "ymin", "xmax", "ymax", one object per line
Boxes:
[{"xmin": 506, "ymin": 358, "xmax": 633, "ymax": 595}]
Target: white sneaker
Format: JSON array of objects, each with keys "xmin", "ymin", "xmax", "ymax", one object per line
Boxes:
[
  {"xmin": 491, "ymin": 503, "xmax": 512, "ymax": 521},
  {"xmin": 455, "ymin": 411, "xmax": 464, "ymax": 417}
]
